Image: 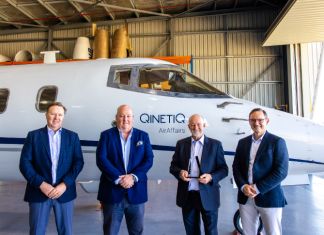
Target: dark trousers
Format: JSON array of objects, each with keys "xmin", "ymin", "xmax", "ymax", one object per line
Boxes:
[
  {"xmin": 29, "ymin": 199, "xmax": 74, "ymax": 235},
  {"xmin": 102, "ymin": 195, "xmax": 145, "ymax": 235},
  {"xmin": 182, "ymin": 191, "xmax": 218, "ymax": 235}
]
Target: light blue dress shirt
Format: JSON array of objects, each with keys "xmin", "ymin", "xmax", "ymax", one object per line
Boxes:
[
  {"xmin": 241, "ymin": 133, "xmax": 265, "ymax": 194},
  {"xmin": 114, "ymin": 128, "xmax": 138, "ymax": 185},
  {"xmin": 47, "ymin": 126, "xmax": 61, "ymax": 185},
  {"xmin": 188, "ymin": 135, "xmax": 204, "ymax": 191}
]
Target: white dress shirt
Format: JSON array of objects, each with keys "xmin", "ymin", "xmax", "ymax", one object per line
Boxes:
[
  {"xmin": 241, "ymin": 133, "xmax": 265, "ymax": 194},
  {"xmin": 188, "ymin": 135, "xmax": 204, "ymax": 191},
  {"xmin": 47, "ymin": 126, "xmax": 62, "ymax": 185}
]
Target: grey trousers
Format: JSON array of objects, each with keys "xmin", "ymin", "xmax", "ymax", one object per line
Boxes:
[{"xmin": 239, "ymin": 197, "xmax": 282, "ymax": 235}]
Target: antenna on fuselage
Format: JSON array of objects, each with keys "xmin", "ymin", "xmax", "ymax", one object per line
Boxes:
[{"xmin": 40, "ymin": 51, "xmax": 60, "ymax": 64}]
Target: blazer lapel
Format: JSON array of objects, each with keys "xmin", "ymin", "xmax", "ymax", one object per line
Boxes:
[
  {"xmin": 254, "ymin": 131, "xmax": 270, "ymax": 164},
  {"xmin": 184, "ymin": 137, "xmax": 192, "ymax": 172},
  {"xmin": 40, "ymin": 126, "xmax": 51, "ymax": 161},
  {"xmin": 245, "ymin": 135, "xmax": 252, "ymax": 169},
  {"xmin": 112, "ymin": 127, "xmax": 125, "ymax": 170},
  {"xmin": 127, "ymin": 129, "xmax": 137, "ymax": 173},
  {"xmin": 58, "ymin": 128, "xmax": 67, "ymax": 167},
  {"xmin": 200, "ymin": 135, "xmax": 210, "ymax": 174}
]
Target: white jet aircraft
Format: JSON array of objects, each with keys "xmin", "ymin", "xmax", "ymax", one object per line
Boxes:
[{"xmin": 1, "ymin": 57, "xmax": 323, "ymax": 232}]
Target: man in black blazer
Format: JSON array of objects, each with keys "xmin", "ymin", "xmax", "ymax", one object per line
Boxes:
[
  {"xmin": 20, "ymin": 102, "xmax": 84, "ymax": 235},
  {"xmin": 170, "ymin": 114, "xmax": 228, "ymax": 235},
  {"xmin": 232, "ymin": 108, "xmax": 289, "ymax": 235}
]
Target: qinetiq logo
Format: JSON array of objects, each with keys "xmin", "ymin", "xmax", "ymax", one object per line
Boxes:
[{"xmin": 140, "ymin": 113, "xmax": 185, "ymax": 124}]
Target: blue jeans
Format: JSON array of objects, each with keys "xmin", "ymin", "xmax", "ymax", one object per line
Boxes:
[
  {"xmin": 182, "ymin": 191, "xmax": 218, "ymax": 235},
  {"xmin": 29, "ymin": 199, "xmax": 74, "ymax": 235},
  {"xmin": 102, "ymin": 195, "xmax": 145, "ymax": 235}
]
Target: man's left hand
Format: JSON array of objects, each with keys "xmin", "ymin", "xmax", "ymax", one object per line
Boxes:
[
  {"xmin": 198, "ymin": 174, "xmax": 212, "ymax": 184},
  {"xmin": 119, "ymin": 174, "xmax": 134, "ymax": 189},
  {"xmin": 48, "ymin": 182, "xmax": 67, "ymax": 199}
]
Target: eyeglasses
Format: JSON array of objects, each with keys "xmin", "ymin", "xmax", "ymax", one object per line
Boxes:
[{"xmin": 249, "ymin": 118, "xmax": 267, "ymax": 123}]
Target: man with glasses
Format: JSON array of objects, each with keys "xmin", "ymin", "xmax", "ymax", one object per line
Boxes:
[
  {"xmin": 232, "ymin": 108, "xmax": 289, "ymax": 235},
  {"xmin": 170, "ymin": 114, "xmax": 228, "ymax": 235}
]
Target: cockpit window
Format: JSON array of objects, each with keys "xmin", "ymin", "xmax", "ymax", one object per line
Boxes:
[
  {"xmin": 138, "ymin": 68, "xmax": 225, "ymax": 95},
  {"xmin": 114, "ymin": 69, "xmax": 131, "ymax": 85},
  {"xmin": 107, "ymin": 64, "xmax": 230, "ymax": 98}
]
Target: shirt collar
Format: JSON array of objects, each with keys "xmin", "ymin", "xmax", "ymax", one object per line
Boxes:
[
  {"xmin": 47, "ymin": 126, "xmax": 62, "ymax": 135},
  {"xmin": 118, "ymin": 128, "xmax": 133, "ymax": 136},
  {"xmin": 252, "ymin": 132, "xmax": 265, "ymax": 143},
  {"xmin": 191, "ymin": 135, "xmax": 204, "ymax": 145}
]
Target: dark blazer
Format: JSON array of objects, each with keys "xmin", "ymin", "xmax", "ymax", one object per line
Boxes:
[
  {"xmin": 96, "ymin": 127, "xmax": 154, "ymax": 205},
  {"xmin": 232, "ymin": 131, "xmax": 289, "ymax": 208},
  {"xmin": 170, "ymin": 135, "xmax": 228, "ymax": 211},
  {"xmin": 19, "ymin": 126, "xmax": 84, "ymax": 203}
]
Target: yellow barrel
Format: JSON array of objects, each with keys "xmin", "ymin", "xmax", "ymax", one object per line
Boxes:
[
  {"xmin": 111, "ymin": 28, "xmax": 128, "ymax": 58},
  {"xmin": 93, "ymin": 30, "xmax": 109, "ymax": 59}
]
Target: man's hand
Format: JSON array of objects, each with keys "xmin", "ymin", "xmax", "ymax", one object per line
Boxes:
[
  {"xmin": 198, "ymin": 174, "xmax": 212, "ymax": 184},
  {"xmin": 243, "ymin": 184, "xmax": 257, "ymax": 198},
  {"xmin": 180, "ymin": 170, "xmax": 192, "ymax": 182},
  {"xmin": 48, "ymin": 182, "xmax": 67, "ymax": 199},
  {"xmin": 119, "ymin": 174, "xmax": 134, "ymax": 189},
  {"xmin": 40, "ymin": 182, "xmax": 54, "ymax": 197}
]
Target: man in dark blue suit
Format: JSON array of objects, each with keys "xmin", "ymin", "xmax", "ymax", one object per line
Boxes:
[
  {"xmin": 19, "ymin": 102, "xmax": 84, "ymax": 235},
  {"xmin": 96, "ymin": 105, "xmax": 154, "ymax": 235},
  {"xmin": 233, "ymin": 108, "xmax": 289, "ymax": 235},
  {"xmin": 170, "ymin": 114, "xmax": 228, "ymax": 235}
]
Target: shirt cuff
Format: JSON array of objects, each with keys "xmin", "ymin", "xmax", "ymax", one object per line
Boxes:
[
  {"xmin": 254, "ymin": 184, "xmax": 260, "ymax": 194},
  {"xmin": 131, "ymin": 174, "xmax": 138, "ymax": 182},
  {"xmin": 114, "ymin": 178, "xmax": 122, "ymax": 185},
  {"xmin": 241, "ymin": 184, "xmax": 247, "ymax": 192}
]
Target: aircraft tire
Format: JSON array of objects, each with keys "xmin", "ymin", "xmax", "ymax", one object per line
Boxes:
[{"xmin": 233, "ymin": 209, "xmax": 264, "ymax": 235}]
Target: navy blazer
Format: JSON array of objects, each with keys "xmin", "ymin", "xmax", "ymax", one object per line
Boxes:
[
  {"xmin": 96, "ymin": 127, "xmax": 154, "ymax": 205},
  {"xmin": 170, "ymin": 136, "xmax": 228, "ymax": 211},
  {"xmin": 19, "ymin": 126, "xmax": 84, "ymax": 203},
  {"xmin": 232, "ymin": 131, "xmax": 289, "ymax": 208}
]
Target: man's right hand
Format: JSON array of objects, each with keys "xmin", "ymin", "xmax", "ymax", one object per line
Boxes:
[
  {"xmin": 180, "ymin": 170, "xmax": 192, "ymax": 182},
  {"xmin": 243, "ymin": 184, "xmax": 257, "ymax": 198},
  {"xmin": 39, "ymin": 182, "xmax": 54, "ymax": 197}
]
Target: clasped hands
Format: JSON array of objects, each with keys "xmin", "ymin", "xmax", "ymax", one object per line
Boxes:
[
  {"xmin": 118, "ymin": 174, "xmax": 134, "ymax": 189},
  {"xmin": 243, "ymin": 184, "xmax": 258, "ymax": 198},
  {"xmin": 40, "ymin": 181, "xmax": 67, "ymax": 199},
  {"xmin": 180, "ymin": 170, "xmax": 212, "ymax": 184}
]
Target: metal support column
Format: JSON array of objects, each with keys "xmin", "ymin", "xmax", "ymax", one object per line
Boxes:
[
  {"xmin": 300, "ymin": 43, "xmax": 311, "ymax": 119},
  {"xmin": 48, "ymin": 30, "xmax": 53, "ymax": 51},
  {"xmin": 170, "ymin": 19, "xmax": 174, "ymax": 57},
  {"xmin": 224, "ymin": 15, "xmax": 229, "ymax": 94}
]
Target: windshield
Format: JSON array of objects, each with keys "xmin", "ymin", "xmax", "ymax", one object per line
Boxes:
[{"xmin": 138, "ymin": 68, "xmax": 226, "ymax": 95}]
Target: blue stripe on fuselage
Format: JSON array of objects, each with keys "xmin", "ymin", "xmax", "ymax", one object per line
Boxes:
[{"xmin": 1, "ymin": 137, "xmax": 323, "ymax": 165}]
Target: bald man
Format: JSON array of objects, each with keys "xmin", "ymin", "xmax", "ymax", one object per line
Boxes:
[
  {"xmin": 96, "ymin": 105, "xmax": 154, "ymax": 235},
  {"xmin": 170, "ymin": 114, "xmax": 228, "ymax": 235}
]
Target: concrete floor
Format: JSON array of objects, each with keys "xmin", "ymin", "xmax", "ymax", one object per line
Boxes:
[{"xmin": 0, "ymin": 174, "xmax": 323, "ymax": 235}]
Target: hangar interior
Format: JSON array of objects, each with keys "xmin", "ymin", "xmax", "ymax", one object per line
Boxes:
[{"xmin": 1, "ymin": 0, "xmax": 324, "ymax": 234}]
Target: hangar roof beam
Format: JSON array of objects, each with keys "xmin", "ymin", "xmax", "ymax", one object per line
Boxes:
[
  {"xmin": 4, "ymin": 0, "xmax": 44, "ymax": 26},
  {"xmin": 36, "ymin": 0, "xmax": 67, "ymax": 24}
]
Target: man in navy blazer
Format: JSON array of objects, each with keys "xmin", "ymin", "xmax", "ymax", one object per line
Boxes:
[
  {"xmin": 170, "ymin": 114, "xmax": 228, "ymax": 235},
  {"xmin": 96, "ymin": 105, "xmax": 154, "ymax": 235},
  {"xmin": 19, "ymin": 102, "xmax": 84, "ymax": 235},
  {"xmin": 233, "ymin": 108, "xmax": 289, "ymax": 235}
]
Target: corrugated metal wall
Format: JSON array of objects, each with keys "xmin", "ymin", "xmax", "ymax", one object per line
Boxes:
[{"xmin": 0, "ymin": 10, "xmax": 285, "ymax": 108}]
